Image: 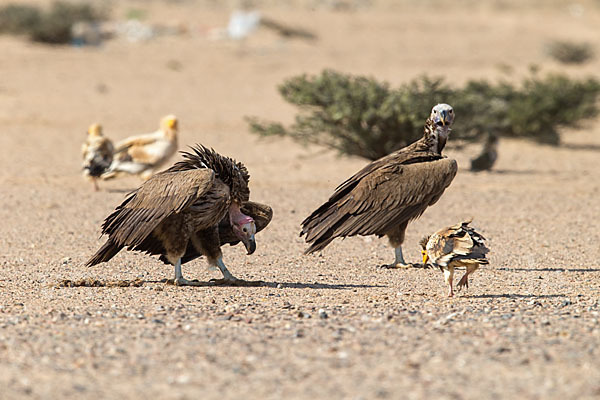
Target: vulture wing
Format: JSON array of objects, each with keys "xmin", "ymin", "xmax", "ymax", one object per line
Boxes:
[
  {"xmin": 101, "ymin": 168, "xmax": 217, "ymax": 248},
  {"xmin": 302, "ymin": 155, "xmax": 457, "ymax": 253}
]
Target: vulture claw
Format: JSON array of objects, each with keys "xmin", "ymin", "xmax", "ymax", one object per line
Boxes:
[{"xmin": 168, "ymin": 277, "xmax": 203, "ymax": 286}]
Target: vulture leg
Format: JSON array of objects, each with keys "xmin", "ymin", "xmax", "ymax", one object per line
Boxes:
[
  {"xmin": 444, "ymin": 267, "xmax": 454, "ymax": 297},
  {"xmin": 92, "ymin": 178, "xmax": 100, "ymax": 192},
  {"xmin": 379, "ymin": 246, "xmax": 413, "ymax": 269},
  {"xmin": 379, "ymin": 222, "xmax": 417, "ymax": 269},
  {"xmin": 192, "ymin": 228, "xmax": 262, "ymax": 287},
  {"xmin": 173, "ymin": 258, "xmax": 202, "ymax": 286}
]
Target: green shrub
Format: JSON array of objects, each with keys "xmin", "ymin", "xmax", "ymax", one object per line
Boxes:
[
  {"xmin": 248, "ymin": 70, "xmax": 600, "ymax": 160},
  {"xmin": 0, "ymin": 2, "xmax": 105, "ymax": 44},
  {"xmin": 30, "ymin": 2, "xmax": 104, "ymax": 44},
  {"xmin": 0, "ymin": 4, "xmax": 41, "ymax": 35},
  {"xmin": 547, "ymin": 40, "xmax": 594, "ymax": 65}
]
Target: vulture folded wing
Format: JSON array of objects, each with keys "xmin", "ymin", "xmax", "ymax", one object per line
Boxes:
[
  {"xmin": 302, "ymin": 157, "xmax": 457, "ymax": 252},
  {"xmin": 101, "ymin": 168, "xmax": 216, "ymax": 248}
]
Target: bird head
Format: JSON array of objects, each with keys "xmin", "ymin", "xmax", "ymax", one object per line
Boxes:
[
  {"xmin": 430, "ymin": 103, "xmax": 455, "ymax": 128},
  {"xmin": 229, "ymin": 202, "xmax": 257, "ymax": 255},
  {"xmin": 87, "ymin": 123, "xmax": 103, "ymax": 137},
  {"xmin": 161, "ymin": 115, "xmax": 178, "ymax": 131}
]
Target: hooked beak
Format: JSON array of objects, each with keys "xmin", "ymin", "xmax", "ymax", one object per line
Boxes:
[
  {"xmin": 242, "ymin": 233, "xmax": 256, "ymax": 255},
  {"xmin": 229, "ymin": 203, "xmax": 256, "ymax": 254},
  {"xmin": 236, "ymin": 221, "xmax": 256, "ymax": 255},
  {"xmin": 421, "ymin": 250, "xmax": 429, "ymax": 264},
  {"xmin": 439, "ymin": 111, "xmax": 447, "ymax": 126}
]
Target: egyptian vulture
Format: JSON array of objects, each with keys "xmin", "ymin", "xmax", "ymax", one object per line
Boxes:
[
  {"xmin": 301, "ymin": 103, "xmax": 457, "ymax": 268},
  {"xmin": 87, "ymin": 145, "xmax": 272, "ymax": 286},
  {"xmin": 102, "ymin": 114, "xmax": 179, "ymax": 181},
  {"xmin": 420, "ymin": 220, "xmax": 489, "ymax": 297},
  {"xmin": 81, "ymin": 123, "xmax": 114, "ymax": 191}
]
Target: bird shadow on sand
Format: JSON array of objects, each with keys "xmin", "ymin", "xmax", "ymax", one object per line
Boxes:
[
  {"xmin": 498, "ymin": 267, "xmax": 600, "ymax": 272},
  {"xmin": 260, "ymin": 281, "xmax": 384, "ymax": 290},
  {"xmin": 106, "ymin": 188, "xmax": 137, "ymax": 194},
  {"xmin": 465, "ymin": 293, "xmax": 567, "ymax": 299},
  {"xmin": 561, "ymin": 142, "xmax": 600, "ymax": 151},
  {"xmin": 55, "ymin": 278, "xmax": 383, "ymax": 290},
  {"xmin": 469, "ymin": 168, "xmax": 559, "ymax": 175}
]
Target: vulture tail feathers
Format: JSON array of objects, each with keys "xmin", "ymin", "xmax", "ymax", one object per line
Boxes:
[{"xmin": 86, "ymin": 239, "xmax": 123, "ymax": 267}]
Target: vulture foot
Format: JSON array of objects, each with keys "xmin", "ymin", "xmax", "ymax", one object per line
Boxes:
[
  {"xmin": 209, "ymin": 277, "xmax": 263, "ymax": 287},
  {"xmin": 164, "ymin": 277, "xmax": 204, "ymax": 286}
]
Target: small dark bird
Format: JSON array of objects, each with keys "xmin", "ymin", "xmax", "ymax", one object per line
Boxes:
[
  {"xmin": 81, "ymin": 123, "xmax": 114, "ymax": 191},
  {"xmin": 470, "ymin": 133, "xmax": 498, "ymax": 172},
  {"xmin": 86, "ymin": 145, "xmax": 272, "ymax": 286},
  {"xmin": 301, "ymin": 104, "xmax": 457, "ymax": 268},
  {"xmin": 420, "ymin": 220, "xmax": 489, "ymax": 297}
]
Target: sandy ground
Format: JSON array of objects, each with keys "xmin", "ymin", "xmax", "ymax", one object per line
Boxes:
[{"xmin": 1, "ymin": 1, "xmax": 600, "ymax": 399}]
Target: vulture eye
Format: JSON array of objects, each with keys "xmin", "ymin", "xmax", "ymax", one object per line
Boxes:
[
  {"xmin": 242, "ymin": 227, "xmax": 248, "ymax": 233},
  {"xmin": 449, "ymin": 110, "xmax": 453, "ymax": 114}
]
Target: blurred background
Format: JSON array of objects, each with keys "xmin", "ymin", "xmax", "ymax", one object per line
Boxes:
[{"xmin": 1, "ymin": 0, "xmax": 600, "ymax": 178}]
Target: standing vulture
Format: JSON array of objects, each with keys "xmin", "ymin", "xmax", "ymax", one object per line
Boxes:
[
  {"xmin": 420, "ymin": 220, "xmax": 489, "ymax": 297},
  {"xmin": 301, "ymin": 103, "xmax": 457, "ymax": 268},
  {"xmin": 82, "ymin": 123, "xmax": 114, "ymax": 191},
  {"xmin": 86, "ymin": 145, "xmax": 272, "ymax": 286},
  {"xmin": 102, "ymin": 114, "xmax": 179, "ymax": 181}
]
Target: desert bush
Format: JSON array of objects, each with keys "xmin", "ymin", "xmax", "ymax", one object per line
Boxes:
[
  {"xmin": 0, "ymin": 2, "xmax": 105, "ymax": 44},
  {"xmin": 547, "ymin": 40, "xmax": 594, "ymax": 64},
  {"xmin": 30, "ymin": 2, "xmax": 104, "ymax": 44},
  {"xmin": 0, "ymin": 4, "xmax": 41, "ymax": 35},
  {"xmin": 248, "ymin": 70, "xmax": 600, "ymax": 160}
]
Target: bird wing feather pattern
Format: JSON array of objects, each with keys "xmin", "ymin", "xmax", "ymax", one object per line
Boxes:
[
  {"xmin": 113, "ymin": 134, "xmax": 159, "ymax": 154},
  {"xmin": 430, "ymin": 221, "xmax": 490, "ymax": 266},
  {"xmin": 101, "ymin": 168, "xmax": 218, "ymax": 248},
  {"xmin": 301, "ymin": 153, "xmax": 457, "ymax": 253}
]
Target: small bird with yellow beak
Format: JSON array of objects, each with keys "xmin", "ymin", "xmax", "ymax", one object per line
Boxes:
[{"xmin": 420, "ymin": 220, "xmax": 489, "ymax": 297}]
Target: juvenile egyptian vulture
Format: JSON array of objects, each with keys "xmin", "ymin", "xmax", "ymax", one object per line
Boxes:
[
  {"xmin": 420, "ymin": 220, "xmax": 489, "ymax": 297},
  {"xmin": 87, "ymin": 145, "xmax": 272, "ymax": 286},
  {"xmin": 102, "ymin": 114, "xmax": 179, "ymax": 180},
  {"xmin": 81, "ymin": 123, "xmax": 114, "ymax": 191},
  {"xmin": 301, "ymin": 104, "xmax": 457, "ymax": 268}
]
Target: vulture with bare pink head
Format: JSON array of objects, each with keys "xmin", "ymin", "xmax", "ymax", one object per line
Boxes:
[{"xmin": 86, "ymin": 145, "xmax": 272, "ymax": 286}]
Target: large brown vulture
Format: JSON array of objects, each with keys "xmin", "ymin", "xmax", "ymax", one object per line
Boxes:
[
  {"xmin": 102, "ymin": 114, "xmax": 179, "ymax": 181},
  {"xmin": 86, "ymin": 145, "xmax": 272, "ymax": 286},
  {"xmin": 420, "ymin": 220, "xmax": 489, "ymax": 297},
  {"xmin": 301, "ymin": 103, "xmax": 457, "ymax": 268},
  {"xmin": 81, "ymin": 123, "xmax": 114, "ymax": 191}
]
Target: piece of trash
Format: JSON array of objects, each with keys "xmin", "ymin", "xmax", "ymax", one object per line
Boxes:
[{"xmin": 227, "ymin": 10, "xmax": 261, "ymax": 40}]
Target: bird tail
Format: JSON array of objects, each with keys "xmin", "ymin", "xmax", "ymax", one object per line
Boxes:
[
  {"xmin": 301, "ymin": 203, "xmax": 343, "ymax": 254},
  {"xmin": 86, "ymin": 239, "xmax": 123, "ymax": 267}
]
